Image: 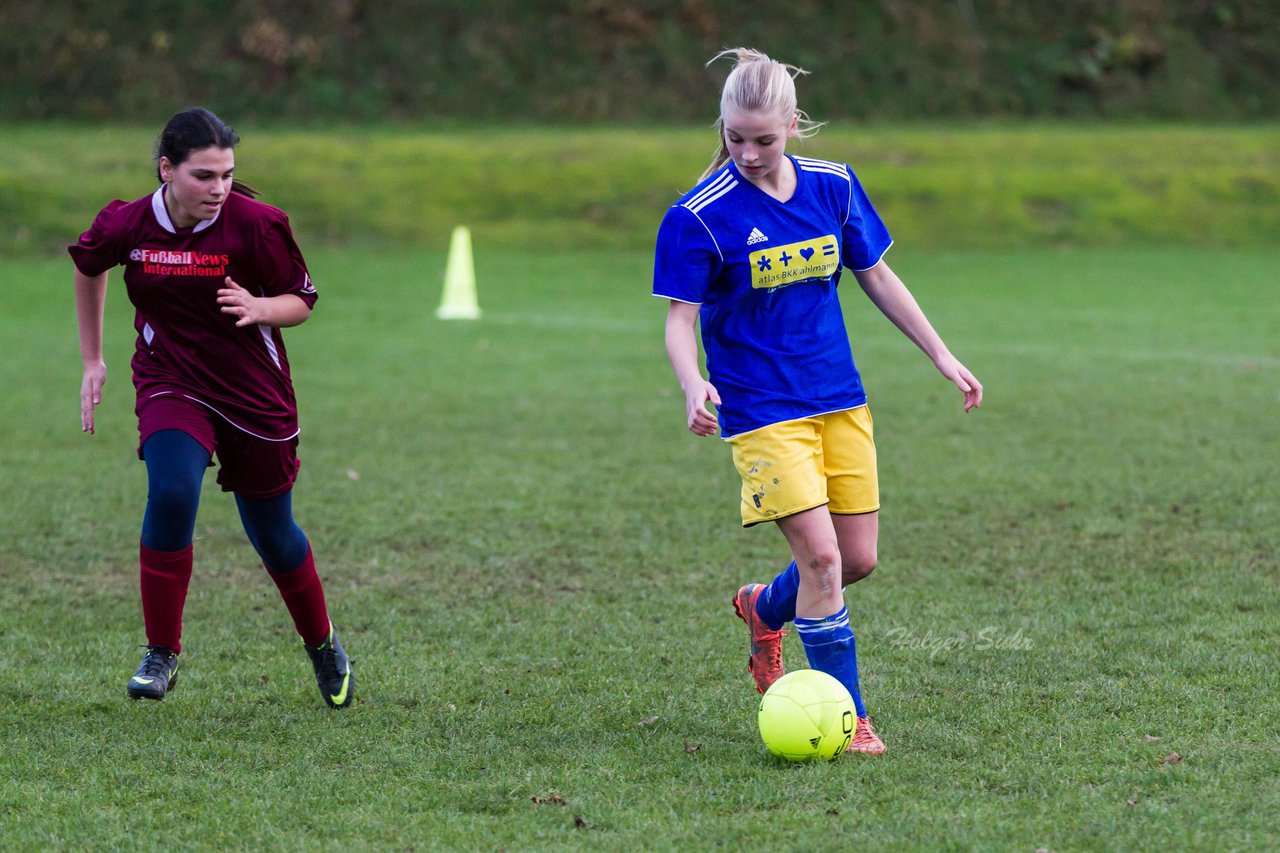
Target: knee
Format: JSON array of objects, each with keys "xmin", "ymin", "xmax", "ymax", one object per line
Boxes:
[
  {"xmin": 248, "ymin": 522, "xmax": 309, "ymax": 573},
  {"xmin": 842, "ymin": 552, "xmax": 877, "ymax": 585},
  {"xmin": 145, "ymin": 480, "xmax": 199, "ymax": 525},
  {"xmin": 798, "ymin": 545, "xmax": 843, "ymax": 592},
  {"xmin": 142, "ymin": 481, "xmax": 200, "ymax": 551}
]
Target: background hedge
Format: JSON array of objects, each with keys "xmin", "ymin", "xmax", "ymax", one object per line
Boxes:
[{"xmin": 3, "ymin": 0, "xmax": 1278, "ymax": 123}]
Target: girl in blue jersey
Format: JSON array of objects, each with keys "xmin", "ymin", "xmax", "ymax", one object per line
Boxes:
[{"xmin": 653, "ymin": 48, "xmax": 982, "ymax": 754}]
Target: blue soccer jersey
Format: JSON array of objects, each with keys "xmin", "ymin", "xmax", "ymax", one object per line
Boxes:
[{"xmin": 652, "ymin": 155, "xmax": 893, "ymax": 438}]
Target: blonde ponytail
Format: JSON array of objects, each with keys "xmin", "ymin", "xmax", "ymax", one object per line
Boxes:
[{"xmin": 699, "ymin": 47, "xmax": 825, "ymax": 182}]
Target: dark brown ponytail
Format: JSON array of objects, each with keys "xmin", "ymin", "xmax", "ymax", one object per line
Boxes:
[{"xmin": 155, "ymin": 107, "xmax": 260, "ymax": 198}]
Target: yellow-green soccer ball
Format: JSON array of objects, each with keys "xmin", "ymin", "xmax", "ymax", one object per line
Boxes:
[{"xmin": 757, "ymin": 669, "xmax": 855, "ymax": 761}]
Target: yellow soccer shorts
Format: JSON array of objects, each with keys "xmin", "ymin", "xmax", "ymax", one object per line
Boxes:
[{"xmin": 727, "ymin": 406, "xmax": 879, "ymax": 527}]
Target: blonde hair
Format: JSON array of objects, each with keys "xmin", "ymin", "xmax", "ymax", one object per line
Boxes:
[{"xmin": 700, "ymin": 47, "xmax": 825, "ymax": 181}]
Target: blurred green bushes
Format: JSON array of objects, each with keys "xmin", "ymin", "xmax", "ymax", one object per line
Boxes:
[
  {"xmin": 8, "ymin": 123, "xmax": 1277, "ymax": 256},
  {"xmin": 2, "ymin": 0, "xmax": 1278, "ymax": 123}
]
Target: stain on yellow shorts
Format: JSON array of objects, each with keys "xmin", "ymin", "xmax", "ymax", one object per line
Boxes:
[{"xmin": 727, "ymin": 406, "xmax": 879, "ymax": 527}]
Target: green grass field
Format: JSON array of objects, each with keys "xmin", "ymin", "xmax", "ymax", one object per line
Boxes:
[
  {"xmin": 4, "ymin": 123, "xmax": 1279, "ymax": 256},
  {"xmin": 1, "ymin": 239, "xmax": 1276, "ymax": 849}
]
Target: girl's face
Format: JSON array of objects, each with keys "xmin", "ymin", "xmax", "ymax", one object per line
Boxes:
[
  {"xmin": 159, "ymin": 146, "xmax": 235, "ymax": 228},
  {"xmin": 722, "ymin": 108, "xmax": 798, "ymax": 185}
]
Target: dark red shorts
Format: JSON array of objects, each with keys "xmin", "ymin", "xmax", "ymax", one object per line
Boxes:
[{"xmin": 137, "ymin": 393, "xmax": 300, "ymax": 500}]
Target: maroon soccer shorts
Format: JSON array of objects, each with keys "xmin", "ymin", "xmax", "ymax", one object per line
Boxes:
[{"xmin": 137, "ymin": 393, "xmax": 300, "ymax": 499}]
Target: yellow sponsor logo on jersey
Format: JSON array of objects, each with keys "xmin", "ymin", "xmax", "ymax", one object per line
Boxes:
[{"xmin": 749, "ymin": 234, "xmax": 840, "ymax": 290}]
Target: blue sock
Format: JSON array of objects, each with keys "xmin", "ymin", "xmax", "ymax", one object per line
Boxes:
[
  {"xmin": 754, "ymin": 561, "xmax": 799, "ymax": 631},
  {"xmin": 794, "ymin": 606, "xmax": 867, "ymax": 717}
]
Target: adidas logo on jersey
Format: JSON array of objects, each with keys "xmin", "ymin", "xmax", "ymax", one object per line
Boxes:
[{"xmin": 746, "ymin": 227, "xmax": 769, "ymax": 245}]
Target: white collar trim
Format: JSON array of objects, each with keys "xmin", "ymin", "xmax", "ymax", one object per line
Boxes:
[{"xmin": 151, "ymin": 185, "xmax": 220, "ymax": 234}]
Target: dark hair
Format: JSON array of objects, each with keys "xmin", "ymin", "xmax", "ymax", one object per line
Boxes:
[{"xmin": 155, "ymin": 107, "xmax": 259, "ymax": 198}]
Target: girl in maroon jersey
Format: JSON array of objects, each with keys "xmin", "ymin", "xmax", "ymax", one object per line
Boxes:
[{"xmin": 70, "ymin": 107, "xmax": 353, "ymax": 707}]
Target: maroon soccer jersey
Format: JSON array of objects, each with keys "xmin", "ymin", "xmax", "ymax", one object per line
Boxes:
[{"xmin": 69, "ymin": 188, "xmax": 318, "ymax": 440}]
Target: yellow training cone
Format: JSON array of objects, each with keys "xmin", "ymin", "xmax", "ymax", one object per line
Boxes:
[{"xmin": 436, "ymin": 226, "xmax": 481, "ymax": 320}]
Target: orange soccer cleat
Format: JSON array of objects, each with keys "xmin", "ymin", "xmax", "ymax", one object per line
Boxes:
[
  {"xmin": 732, "ymin": 583, "xmax": 786, "ymax": 694},
  {"xmin": 847, "ymin": 716, "xmax": 886, "ymax": 754}
]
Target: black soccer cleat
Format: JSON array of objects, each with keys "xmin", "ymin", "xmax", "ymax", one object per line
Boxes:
[
  {"xmin": 126, "ymin": 645, "xmax": 180, "ymax": 701},
  {"xmin": 305, "ymin": 624, "xmax": 354, "ymax": 709}
]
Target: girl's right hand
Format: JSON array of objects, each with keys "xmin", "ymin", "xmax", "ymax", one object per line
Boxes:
[
  {"xmin": 80, "ymin": 361, "xmax": 106, "ymax": 433},
  {"xmin": 685, "ymin": 380, "xmax": 721, "ymax": 436}
]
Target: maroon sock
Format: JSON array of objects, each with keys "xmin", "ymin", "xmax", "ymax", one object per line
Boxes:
[
  {"xmin": 267, "ymin": 545, "xmax": 331, "ymax": 645},
  {"xmin": 139, "ymin": 543, "xmax": 194, "ymax": 654}
]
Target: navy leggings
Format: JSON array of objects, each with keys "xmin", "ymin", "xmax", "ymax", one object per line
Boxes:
[{"xmin": 140, "ymin": 429, "xmax": 310, "ymax": 572}]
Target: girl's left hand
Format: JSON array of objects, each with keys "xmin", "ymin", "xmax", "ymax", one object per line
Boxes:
[
  {"xmin": 216, "ymin": 276, "xmax": 264, "ymax": 327},
  {"xmin": 935, "ymin": 354, "xmax": 983, "ymax": 412}
]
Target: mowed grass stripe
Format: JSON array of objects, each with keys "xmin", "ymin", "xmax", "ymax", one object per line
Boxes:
[{"xmin": 3, "ymin": 123, "xmax": 1278, "ymax": 256}]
